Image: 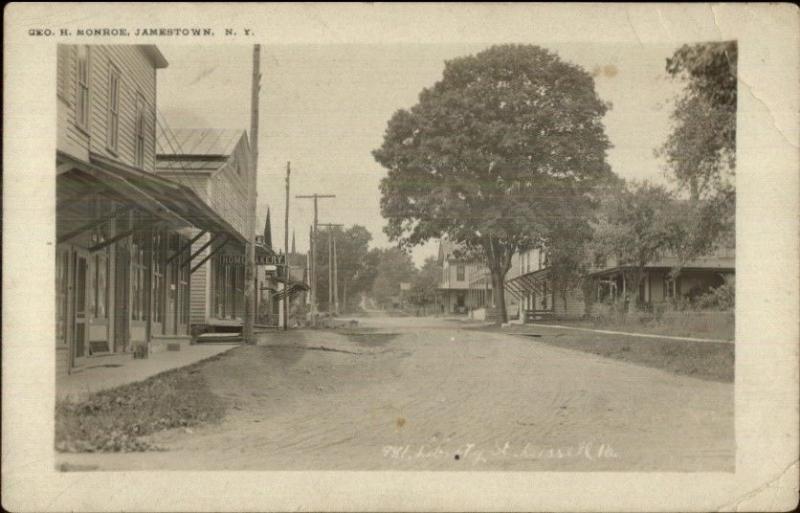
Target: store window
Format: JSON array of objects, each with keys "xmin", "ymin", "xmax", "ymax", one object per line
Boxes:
[
  {"xmin": 152, "ymin": 230, "xmax": 164, "ymax": 324},
  {"xmin": 94, "ymin": 252, "xmax": 108, "ymax": 318},
  {"xmin": 56, "ymin": 250, "xmax": 69, "ymax": 346},
  {"xmin": 89, "ymin": 196, "xmax": 110, "ymax": 319},
  {"xmin": 224, "ymin": 263, "xmax": 233, "ymax": 318},
  {"xmin": 179, "ymin": 248, "xmax": 190, "ymax": 326},
  {"xmin": 213, "ymin": 253, "xmax": 225, "ymax": 318},
  {"xmin": 131, "ymin": 232, "xmax": 147, "ymax": 321}
]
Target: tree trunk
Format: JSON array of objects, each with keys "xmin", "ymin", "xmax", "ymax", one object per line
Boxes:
[
  {"xmin": 689, "ymin": 176, "xmax": 700, "ymax": 204},
  {"xmin": 581, "ymin": 277, "xmax": 595, "ymax": 317},
  {"xmin": 490, "ymin": 268, "xmax": 507, "ymax": 325},
  {"xmin": 629, "ymin": 265, "xmax": 646, "ymax": 311}
]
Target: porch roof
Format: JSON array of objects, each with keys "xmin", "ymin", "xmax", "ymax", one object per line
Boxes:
[
  {"xmin": 271, "ymin": 278, "xmax": 310, "ymax": 301},
  {"xmin": 505, "ymin": 268, "xmax": 550, "ymax": 300},
  {"xmin": 57, "ymin": 151, "xmax": 246, "ymax": 244},
  {"xmin": 588, "ymin": 263, "xmax": 735, "ymax": 278}
]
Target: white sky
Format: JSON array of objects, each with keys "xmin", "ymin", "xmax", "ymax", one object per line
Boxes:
[{"xmin": 157, "ymin": 43, "xmax": 685, "ymax": 266}]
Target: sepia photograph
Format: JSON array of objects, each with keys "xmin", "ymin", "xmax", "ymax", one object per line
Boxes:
[
  {"xmin": 53, "ymin": 40, "xmax": 736, "ymax": 472},
  {"xmin": 3, "ymin": 3, "xmax": 798, "ymax": 512}
]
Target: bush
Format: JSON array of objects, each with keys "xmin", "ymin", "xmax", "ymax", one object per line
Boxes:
[{"xmin": 693, "ymin": 281, "xmax": 735, "ymax": 310}]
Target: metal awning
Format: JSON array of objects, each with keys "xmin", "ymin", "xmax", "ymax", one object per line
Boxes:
[
  {"xmin": 89, "ymin": 153, "xmax": 246, "ymax": 244},
  {"xmin": 57, "ymin": 151, "xmax": 246, "ymax": 245},
  {"xmin": 271, "ymin": 279, "xmax": 310, "ymax": 301},
  {"xmin": 505, "ymin": 268, "xmax": 550, "ymax": 300}
]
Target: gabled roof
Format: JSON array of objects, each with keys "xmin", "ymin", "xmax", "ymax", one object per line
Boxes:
[
  {"xmin": 156, "ymin": 128, "xmax": 248, "ymax": 173},
  {"xmin": 157, "ymin": 128, "xmax": 246, "ymax": 157}
]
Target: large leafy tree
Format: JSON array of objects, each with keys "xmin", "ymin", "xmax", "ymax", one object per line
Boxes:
[
  {"xmin": 659, "ymin": 41, "xmax": 737, "ymax": 256},
  {"xmin": 545, "ymin": 220, "xmax": 594, "ymax": 314},
  {"xmin": 373, "ymin": 44, "xmax": 612, "ymax": 323},
  {"xmin": 593, "ymin": 181, "xmax": 687, "ymax": 307}
]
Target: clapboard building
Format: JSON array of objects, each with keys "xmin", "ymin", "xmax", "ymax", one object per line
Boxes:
[
  {"xmin": 155, "ymin": 128, "xmax": 255, "ymax": 336},
  {"xmin": 56, "ymin": 45, "xmax": 244, "ymax": 378}
]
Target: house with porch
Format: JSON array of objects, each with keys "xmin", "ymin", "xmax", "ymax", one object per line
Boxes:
[
  {"xmin": 435, "ymin": 240, "xmax": 493, "ymax": 315},
  {"xmin": 505, "ymin": 244, "xmax": 735, "ymax": 322},
  {"xmin": 589, "ymin": 248, "xmax": 735, "ymax": 308},
  {"xmin": 56, "ymin": 45, "xmax": 244, "ymax": 379},
  {"xmin": 504, "ymin": 247, "xmax": 585, "ymax": 322}
]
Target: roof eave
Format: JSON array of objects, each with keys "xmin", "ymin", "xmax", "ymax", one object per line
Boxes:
[{"xmin": 140, "ymin": 45, "xmax": 169, "ymax": 68}]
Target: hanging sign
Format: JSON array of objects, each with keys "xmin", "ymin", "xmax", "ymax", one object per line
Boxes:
[{"xmin": 222, "ymin": 254, "xmax": 286, "ymax": 265}]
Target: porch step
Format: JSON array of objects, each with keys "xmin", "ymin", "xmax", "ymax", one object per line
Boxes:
[
  {"xmin": 195, "ymin": 332, "xmax": 243, "ymax": 344},
  {"xmin": 483, "ymin": 307, "xmax": 502, "ymax": 323},
  {"xmin": 524, "ymin": 310, "xmax": 555, "ymax": 323}
]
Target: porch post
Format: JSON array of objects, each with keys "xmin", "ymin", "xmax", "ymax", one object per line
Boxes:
[{"xmin": 144, "ymin": 225, "xmax": 153, "ymax": 354}]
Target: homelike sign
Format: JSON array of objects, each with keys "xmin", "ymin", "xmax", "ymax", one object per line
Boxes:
[{"xmin": 222, "ymin": 254, "xmax": 286, "ymax": 265}]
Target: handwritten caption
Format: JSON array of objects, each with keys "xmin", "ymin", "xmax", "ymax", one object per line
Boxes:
[{"xmin": 382, "ymin": 441, "xmax": 619, "ymax": 465}]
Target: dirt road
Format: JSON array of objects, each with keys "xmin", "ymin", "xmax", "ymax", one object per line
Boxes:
[{"xmin": 58, "ymin": 316, "xmax": 733, "ymax": 471}]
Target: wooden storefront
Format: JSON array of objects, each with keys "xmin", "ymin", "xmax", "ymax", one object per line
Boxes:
[{"xmin": 56, "ymin": 152, "xmax": 244, "ymax": 378}]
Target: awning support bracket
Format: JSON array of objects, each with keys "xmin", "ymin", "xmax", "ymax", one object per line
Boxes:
[
  {"xmin": 190, "ymin": 235, "xmax": 230, "ymax": 274},
  {"xmin": 58, "ymin": 205, "xmax": 135, "ymax": 245},
  {"xmin": 166, "ymin": 230, "xmax": 207, "ymax": 265},
  {"xmin": 182, "ymin": 232, "xmax": 224, "ymax": 268},
  {"xmin": 505, "ymin": 279, "xmax": 524, "ymax": 300},
  {"xmin": 57, "ymin": 188, "xmax": 97, "ymax": 212},
  {"xmin": 88, "ymin": 217, "xmax": 162, "ymax": 253}
]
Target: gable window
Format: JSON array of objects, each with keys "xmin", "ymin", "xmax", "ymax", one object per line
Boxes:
[
  {"xmin": 135, "ymin": 93, "xmax": 146, "ymax": 168},
  {"xmin": 107, "ymin": 64, "xmax": 121, "ymax": 152},
  {"xmin": 456, "ymin": 264, "xmax": 465, "ymax": 281},
  {"xmin": 75, "ymin": 45, "xmax": 90, "ymax": 130}
]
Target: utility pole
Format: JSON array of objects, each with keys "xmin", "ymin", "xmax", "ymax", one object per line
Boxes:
[
  {"xmin": 333, "ymin": 236, "xmax": 339, "ymax": 316},
  {"xmin": 295, "ymin": 194, "xmax": 335, "ymax": 325},
  {"xmin": 307, "ymin": 225, "xmax": 313, "ymax": 316},
  {"xmin": 318, "ymin": 223, "xmax": 342, "ymax": 316},
  {"xmin": 244, "ymin": 43, "xmax": 260, "ymax": 344},
  {"xmin": 343, "ymin": 279, "xmax": 347, "ymax": 315},
  {"xmin": 283, "ymin": 161, "xmax": 290, "ymax": 330}
]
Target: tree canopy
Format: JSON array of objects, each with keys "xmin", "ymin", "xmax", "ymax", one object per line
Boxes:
[
  {"xmin": 660, "ymin": 41, "xmax": 737, "ymax": 198},
  {"xmin": 658, "ymin": 41, "xmax": 737, "ymax": 257},
  {"xmin": 408, "ymin": 256, "xmax": 442, "ymax": 314},
  {"xmin": 373, "ymin": 44, "xmax": 613, "ymax": 322},
  {"xmin": 369, "ymin": 247, "xmax": 417, "ymax": 309},
  {"xmin": 593, "ymin": 180, "xmax": 687, "ymax": 305},
  {"xmin": 313, "ymin": 225, "xmax": 374, "ymax": 313}
]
